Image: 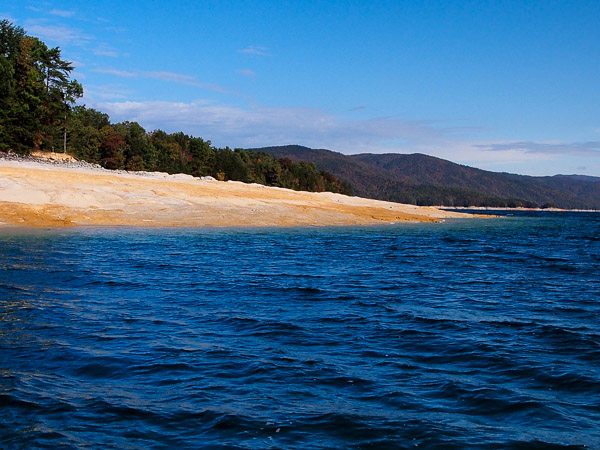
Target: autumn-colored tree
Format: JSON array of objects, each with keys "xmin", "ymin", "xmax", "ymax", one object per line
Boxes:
[{"xmin": 100, "ymin": 131, "xmax": 127, "ymax": 170}]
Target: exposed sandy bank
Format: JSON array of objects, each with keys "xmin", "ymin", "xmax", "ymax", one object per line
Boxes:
[{"xmin": 0, "ymin": 157, "xmax": 470, "ymax": 228}]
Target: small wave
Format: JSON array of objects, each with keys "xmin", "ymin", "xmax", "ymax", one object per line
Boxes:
[
  {"xmin": 535, "ymin": 370, "xmax": 600, "ymax": 395},
  {"xmin": 81, "ymin": 279, "xmax": 146, "ymax": 289},
  {"xmin": 580, "ymin": 235, "xmax": 600, "ymax": 242},
  {"xmin": 0, "ymin": 283, "xmax": 31, "ymax": 293},
  {"xmin": 408, "ymin": 315, "xmax": 471, "ymax": 333},
  {"xmin": 131, "ymin": 362, "xmax": 196, "ymax": 376},
  {"xmin": 533, "ymin": 324, "xmax": 600, "ymax": 356},
  {"xmin": 84, "ymin": 399, "xmax": 167, "ymax": 426},
  {"xmin": 318, "ymin": 375, "xmax": 375, "ymax": 389},
  {"xmin": 218, "ymin": 316, "xmax": 308, "ymax": 338},
  {"xmin": 0, "ymin": 393, "xmax": 43, "ymax": 411},
  {"xmin": 72, "ymin": 361, "xmax": 127, "ymax": 379}
]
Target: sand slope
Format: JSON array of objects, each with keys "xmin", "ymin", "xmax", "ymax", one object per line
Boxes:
[{"xmin": 0, "ymin": 158, "xmax": 468, "ymax": 227}]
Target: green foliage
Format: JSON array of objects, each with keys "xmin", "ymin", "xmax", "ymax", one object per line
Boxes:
[
  {"xmin": 0, "ymin": 19, "xmax": 82, "ymax": 154},
  {"xmin": 189, "ymin": 137, "xmax": 215, "ymax": 176},
  {"xmin": 67, "ymin": 106, "xmax": 108, "ymax": 162}
]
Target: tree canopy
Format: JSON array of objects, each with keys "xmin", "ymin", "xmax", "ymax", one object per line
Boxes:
[{"xmin": 0, "ymin": 19, "xmax": 82, "ymax": 153}]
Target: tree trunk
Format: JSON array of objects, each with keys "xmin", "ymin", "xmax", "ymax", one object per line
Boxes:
[{"xmin": 63, "ymin": 112, "xmax": 67, "ymax": 153}]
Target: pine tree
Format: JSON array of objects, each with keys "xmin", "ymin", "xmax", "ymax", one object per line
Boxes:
[{"xmin": 0, "ymin": 20, "xmax": 82, "ymax": 154}]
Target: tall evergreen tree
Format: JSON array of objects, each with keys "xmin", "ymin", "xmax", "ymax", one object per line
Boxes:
[
  {"xmin": 0, "ymin": 20, "xmax": 25, "ymax": 150},
  {"xmin": 0, "ymin": 20, "xmax": 82, "ymax": 154}
]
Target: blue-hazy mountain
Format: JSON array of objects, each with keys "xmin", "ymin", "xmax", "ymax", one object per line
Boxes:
[{"xmin": 248, "ymin": 145, "xmax": 600, "ymax": 209}]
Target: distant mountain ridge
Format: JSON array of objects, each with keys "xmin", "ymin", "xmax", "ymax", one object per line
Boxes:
[{"xmin": 247, "ymin": 145, "xmax": 600, "ymax": 209}]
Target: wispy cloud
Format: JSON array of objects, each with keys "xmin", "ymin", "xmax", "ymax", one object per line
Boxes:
[
  {"xmin": 146, "ymin": 71, "xmax": 235, "ymax": 94},
  {"xmin": 238, "ymin": 46, "xmax": 271, "ymax": 56},
  {"xmin": 93, "ymin": 68, "xmax": 138, "ymax": 78},
  {"xmin": 0, "ymin": 13, "xmax": 16, "ymax": 23},
  {"xmin": 146, "ymin": 71, "xmax": 196, "ymax": 83},
  {"xmin": 94, "ymin": 44, "xmax": 119, "ymax": 57},
  {"xmin": 25, "ymin": 23, "xmax": 92, "ymax": 45},
  {"xmin": 94, "ymin": 68, "xmax": 235, "ymax": 95},
  {"xmin": 476, "ymin": 141, "xmax": 600, "ymax": 157},
  {"xmin": 70, "ymin": 59, "xmax": 84, "ymax": 68},
  {"xmin": 84, "ymin": 84, "xmax": 135, "ymax": 101},
  {"xmin": 237, "ymin": 69, "xmax": 256, "ymax": 78},
  {"xmin": 95, "ymin": 100, "xmax": 453, "ymax": 152},
  {"xmin": 50, "ymin": 9, "xmax": 76, "ymax": 18}
]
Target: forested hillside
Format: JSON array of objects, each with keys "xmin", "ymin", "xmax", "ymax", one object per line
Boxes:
[
  {"xmin": 0, "ymin": 20, "xmax": 351, "ymax": 195},
  {"xmin": 250, "ymin": 146, "xmax": 600, "ymax": 210}
]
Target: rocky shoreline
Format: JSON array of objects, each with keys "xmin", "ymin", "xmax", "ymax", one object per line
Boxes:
[
  {"xmin": 1, "ymin": 150, "xmax": 103, "ymax": 170},
  {"xmin": 0, "ymin": 151, "xmax": 217, "ymax": 181}
]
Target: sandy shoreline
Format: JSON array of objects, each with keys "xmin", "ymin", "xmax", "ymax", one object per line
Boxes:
[{"xmin": 0, "ymin": 156, "xmax": 470, "ymax": 228}]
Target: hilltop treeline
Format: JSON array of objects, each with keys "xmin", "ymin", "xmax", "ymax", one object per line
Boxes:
[
  {"xmin": 253, "ymin": 146, "xmax": 600, "ymax": 209},
  {"xmin": 66, "ymin": 107, "xmax": 353, "ymax": 193},
  {"xmin": 0, "ymin": 20, "xmax": 351, "ymax": 195}
]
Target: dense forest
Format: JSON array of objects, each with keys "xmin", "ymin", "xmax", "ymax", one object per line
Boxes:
[
  {"xmin": 252, "ymin": 146, "xmax": 600, "ymax": 210},
  {"xmin": 0, "ymin": 20, "xmax": 352, "ymax": 195}
]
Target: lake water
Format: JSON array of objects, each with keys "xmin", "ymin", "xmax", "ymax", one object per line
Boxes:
[{"xmin": 1, "ymin": 212, "xmax": 599, "ymax": 448}]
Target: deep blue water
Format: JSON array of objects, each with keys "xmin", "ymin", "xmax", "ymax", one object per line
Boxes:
[{"xmin": 1, "ymin": 212, "xmax": 599, "ymax": 449}]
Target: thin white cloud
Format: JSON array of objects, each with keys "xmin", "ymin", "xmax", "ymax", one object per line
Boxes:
[
  {"xmin": 50, "ymin": 9, "xmax": 76, "ymax": 18},
  {"xmin": 106, "ymin": 25, "xmax": 128, "ymax": 34},
  {"xmin": 146, "ymin": 71, "xmax": 196, "ymax": 83},
  {"xmin": 84, "ymin": 84, "xmax": 135, "ymax": 101},
  {"xmin": 95, "ymin": 100, "xmax": 451, "ymax": 152},
  {"xmin": 146, "ymin": 71, "xmax": 235, "ymax": 94},
  {"xmin": 476, "ymin": 141, "xmax": 600, "ymax": 157},
  {"xmin": 95, "ymin": 17, "xmax": 127, "ymax": 33},
  {"xmin": 238, "ymin": 46, "xmax": 271, "ymax": 56},
  {"xmin": 94, "ymin": 50, "xmax": 119, "ymax": 57},
  {"xmin": 437, "ymin": 140, "xmax": 600, "ymax": 177},
  {"xmin": 1, "ymin": 13, "xmax": 16, "ymax": 22},
  {"xmin": 93, "ymin": 68, "xmax": 138, "ymax": 78},
  {"xmin": 25, "ymin": 23, "xmax": 92, "ymax": 45},
  {"xmin": 94, "ymin": 45, "xmax": 119, "ymax": 57},
  {"xmin": 94, "ymin": 68, "xmax": 235, "ymax": 95},
  {"xmin": 237, "ymin": 69, "xmax": 256, "ymax": 78}
]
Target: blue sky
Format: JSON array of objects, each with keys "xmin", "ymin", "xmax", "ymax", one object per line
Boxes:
[{"xmin": 3, "ymin": 0, "xmax": 600, "ymax": 176}]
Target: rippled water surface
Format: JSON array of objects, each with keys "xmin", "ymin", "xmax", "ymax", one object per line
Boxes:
[{"xmin": 1, "ymin": 212, "xmax": 599, "ymax": 448}]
